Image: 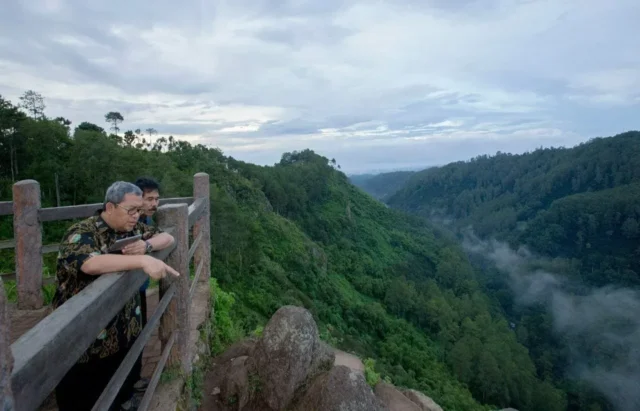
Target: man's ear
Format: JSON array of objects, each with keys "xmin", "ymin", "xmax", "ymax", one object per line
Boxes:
[{"xmin": 105, "ymin": 202, "xmax": 115, "ymax": 214}]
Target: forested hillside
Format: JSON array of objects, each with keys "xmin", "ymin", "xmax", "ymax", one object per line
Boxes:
[
  {"xmin": 349, "ymin": 170, "xmax": 416, "ymax": 201},
  {"xmin": 0, "ymin": 92, "xmax": 569, "ymax": 411},
  {"xmin": 385, "ymin": 131, "xmax": 640, "ymax": 411}
]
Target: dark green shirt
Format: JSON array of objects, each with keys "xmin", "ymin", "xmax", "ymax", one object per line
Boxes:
[{"xmin": 52, "ymin": 214, "xmax": 162, "ymax": 363}]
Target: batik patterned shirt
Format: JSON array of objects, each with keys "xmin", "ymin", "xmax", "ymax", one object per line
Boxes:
[{"xmin": 52, "ymin": 213, "xmax": 162, "ymax": 363}]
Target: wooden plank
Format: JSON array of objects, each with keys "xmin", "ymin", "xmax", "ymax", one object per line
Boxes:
[
  {"xmin": 0, "ymin": 273, "xmax": 55, "ymax": 286},
  {"xmin": 156, "ymin": 204, "xmax": 190, "ymax": 374},
  {"xmin": 138, "ymin": 331, "xmax": 176, "ymax": 411},
  {"xmin": 192, "ymin": 173, "xmax": 211, "ymax": 284},
  {"xmin": 92, "ymin": 283, "xmax": 176, "ymax": 410},
  {"xmin": 189, "ymin": 260, "xmax": 204, "ymax": 301},
  {"xmin": 41, "ymin": 244, "xmax": 59, "ymax": 254},
  {"xmin": 13, "ymin": 180, "xmax": 43, "ymax": 310},
  {"xmin": 0, "ymin": 201, "xmax": 12, "ymax": 216},
  {"xmin": 0, "ymin": 241, "xmax": 57, "ymax": 253},
  {"xmin": 188, "ymin": 232, "xmax": 202, "ymax": 262},
  {"xmin": 10, "ymin": 245, "xmax": 174, "ymax": 411},
  {"xmin": 38, "ymin": 203, "xmax": 101, "ymax": 222},
  {"xmin": 159, "ymin": 197, "xmax": 194, "ymax": 206},
  {"xmin": 0, "ymin": 240, "xmax": 15, "ymax": 250},
  {"xmin": 38, "ymin": 197, "xmax": 192, "ymax": 222},
  {"xmin": 187, "ymin": 198, "xmax": 205, "ymax": 229}
]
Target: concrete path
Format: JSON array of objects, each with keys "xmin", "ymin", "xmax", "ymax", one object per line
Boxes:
[{"xmin": 333, "ymin": 348, "xmax": 365, "ymax": 373}]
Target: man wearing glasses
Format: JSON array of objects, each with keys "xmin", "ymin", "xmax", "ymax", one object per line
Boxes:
[{"xmin": 52, "ymin": 181, "xmax": 177, "ymax": 411}]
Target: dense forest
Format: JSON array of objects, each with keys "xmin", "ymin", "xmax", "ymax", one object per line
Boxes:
[
  {"xmin": 361, "ymin": 131, "xmax": 640, "ymax": 411},
  {"xmin": 0, "ymin": 91, "xmax": 573, "ymax": 411}
]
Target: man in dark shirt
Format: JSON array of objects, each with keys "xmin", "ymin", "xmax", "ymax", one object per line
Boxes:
[{"xmin": 53, "ymin": 181, "xmax": 177, "ymax": 411}]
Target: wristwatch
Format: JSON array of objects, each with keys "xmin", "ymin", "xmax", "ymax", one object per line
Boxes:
[{"xmin": 145, "ymin": 240, "xmax": 153, "ymax": 254}]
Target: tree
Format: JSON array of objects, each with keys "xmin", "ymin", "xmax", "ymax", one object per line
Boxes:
[
  {"xmin": 123, "ymin": 130, "xmax": 136, "ymax": 146},
  {"xmin": 0, "ymin": 95, "xmax": 27, "ymax": 181},
  {"xmin": 19, "ymin": 90, "xmax": 46, "ymax": 119},
  {"xmin": 145, "ymin": 127, "xmax": 157, "ymax": 144},
  {"xmin": 104, "ymin": 111, "xmax": 124, "ymax": 136},
  {"xmin": 54, "ymin": 117, "xmax": 71, "ymax": 127},
  {"xmin": 76, "ymin": 122, "xmax": 105, "ymax": 134}
]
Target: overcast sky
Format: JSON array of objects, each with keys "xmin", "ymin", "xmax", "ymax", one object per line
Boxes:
[{"xmin": 1, "ymin": 0, "xmax": 638, "ymax": 174}]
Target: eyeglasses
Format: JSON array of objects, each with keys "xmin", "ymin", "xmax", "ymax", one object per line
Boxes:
[{"xmin": 115, "ymin": 204, "xmax": 143, "ymax": 216}]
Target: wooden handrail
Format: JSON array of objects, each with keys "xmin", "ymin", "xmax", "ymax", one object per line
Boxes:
[
  {"xmin": 39, "ymin": 203, "xmax": 102, "ymax": 222},
  {"xmin": 138, "ymin": 330, "xmax": 175, "ymax": 411},
  {"xmin": 0, "ymin": 273, "xmax": 55, "ymax": 286},
  {"xmin": 189, "ymin": 259, "xmax": 205, "ymax": 301},
  {"xmin": 92, "ymin": 282, "xmax": 177, "ymax": 410},
  {"xmin": 10, "ymin": 246, "xmax": 174, "ymax": 411},
  {"xmin": 0, "ymin": 201, "xmax": 12, "ymax": 216},
  {"xmin": 159, "ymin": 197, "xmax": 194, "ymax": 206},
  {"xmin": 188, "ymin": 232, "xmax": 202, "ymax": 262},
  {"xmin": 38, "ymin": 197, "xmax": 194, "ymax": 223},
  {"xmin": 1, "ymin": 172, "xmax": 211, "ymax": 410},
  {"xmin": 0, "ymin": 240, "xmax": 14, "ymax": 250},
  {"xmin": 187, "ymin": 197, "xmax": 206, "ymax": 229}
]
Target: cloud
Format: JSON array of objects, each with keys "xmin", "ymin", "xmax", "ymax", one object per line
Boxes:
[
  {"xmin": 0, "ymin": 0, "xmax": 638, "ymax": 172},
  {"xmin": 462, "ymin": 234, "xmax": 640, "ymax": 411}
]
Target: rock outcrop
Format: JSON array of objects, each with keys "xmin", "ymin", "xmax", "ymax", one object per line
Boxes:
[
  {"xmin": 252, "ymin": 306, "xmax": 324, "ymax": 410},
  {"xmin": 295, "ymin": 365, "xmax": 386, "ymax": 411},
  {"xmin": 375, "ymin": 382, "xmax": 422, "ymax": 411},
  {"xmin": 402, "ymin": 389, "xmax": 444, "ymax": 411},
  {"xmin": 200, "ymin": 305, "xmax": 443, "ymax": 411}
]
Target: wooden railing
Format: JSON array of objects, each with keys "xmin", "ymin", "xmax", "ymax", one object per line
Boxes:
[{"xmin": 0, "ymin": 172, "xmax": 211, "ymax": 411}]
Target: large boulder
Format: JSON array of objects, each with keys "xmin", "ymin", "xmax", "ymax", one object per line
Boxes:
[
  {"xmin": 309, "ymin": 340, "xmax": 335, "ymax": 377},
  {"xmin": 252, "ymin": 305, "xmax": 329, "ymax": 410},
  {"xmin": 201, "ymin": 341, "xmax": 257, "ymax": 411},
  {"xmin": 402, "ymin": 389, "xmax": 443, "ymax": 411},
  {"xmin": 294, "ymin": 365, "xmax": 388, "ymax": 411},
  {"xmin": 374, "ymin": 382, "xmax": 421, "ymax": 411}
]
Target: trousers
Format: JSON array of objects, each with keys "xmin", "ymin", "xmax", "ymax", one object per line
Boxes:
[{"xmin": 55, "ymin": 347, "xmax": 139, "ymax": 411}]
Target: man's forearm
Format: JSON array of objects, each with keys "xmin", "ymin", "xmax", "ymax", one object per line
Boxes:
[
  {"xmin": 81, "ymin": 254, "xmax": 147, "ymax": 275},
  {"xmin": 148, "ymin": 232, "xmax": 175, "ymax": 251}
]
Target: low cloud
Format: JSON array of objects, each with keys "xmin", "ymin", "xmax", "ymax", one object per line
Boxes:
[{"xmin": 463, "ymin": 233, "xmax": 640, "ymax": 411}]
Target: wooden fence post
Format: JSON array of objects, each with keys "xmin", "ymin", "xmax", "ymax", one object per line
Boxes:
[
  {"xmin": 193, "ymin": 173, "xmax": 210, "ymax": 284},
  {"xmin": 0, "ymin": 278, "xmax": 15, "ymax": 410},
  {"xmin": 155, "ymin": 204, "xmax": 191, "ymax": 375},
  {"xmin": 13, "ymin": 180, "xmax": 43, "ymax": 310}
]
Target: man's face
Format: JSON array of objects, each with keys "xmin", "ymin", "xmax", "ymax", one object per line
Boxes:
[
  {"xmin": 142, "ymin": 189, "xmax": 160, "ymax": 216},
  {"xmin": 108, "ymin": 193, "xmax": 143, "ymax": 232}
]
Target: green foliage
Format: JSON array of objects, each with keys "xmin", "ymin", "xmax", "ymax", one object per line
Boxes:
[
  {"xmin": 364, "ymin": 358, "xmax": 381, "ymax": 387},
  {"xmin": 209, "ymin": 278, "xmax": 244, "ymax": 355}
]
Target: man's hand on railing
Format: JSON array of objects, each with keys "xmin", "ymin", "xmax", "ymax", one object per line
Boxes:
[
  {"xmin": 122, "ymin": 240, "xmax": 148, "ymax": 255},
  {"xmin": 141, "ymin": 255, "xmax": 180, "ymax": 279}
]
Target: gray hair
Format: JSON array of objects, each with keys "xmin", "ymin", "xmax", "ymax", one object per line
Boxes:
[{"xmin": 104, "ymin": 181, "xmax": 142, "ymax": 205}]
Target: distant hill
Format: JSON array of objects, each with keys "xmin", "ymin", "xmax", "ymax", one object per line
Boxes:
[
  {"xmin": 349, "ymin": 170, "xmax": 417, "ymax": 201},
  {"xmin": 386, "ymin": 130, "xmax": 640, "ymax": 288}
]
